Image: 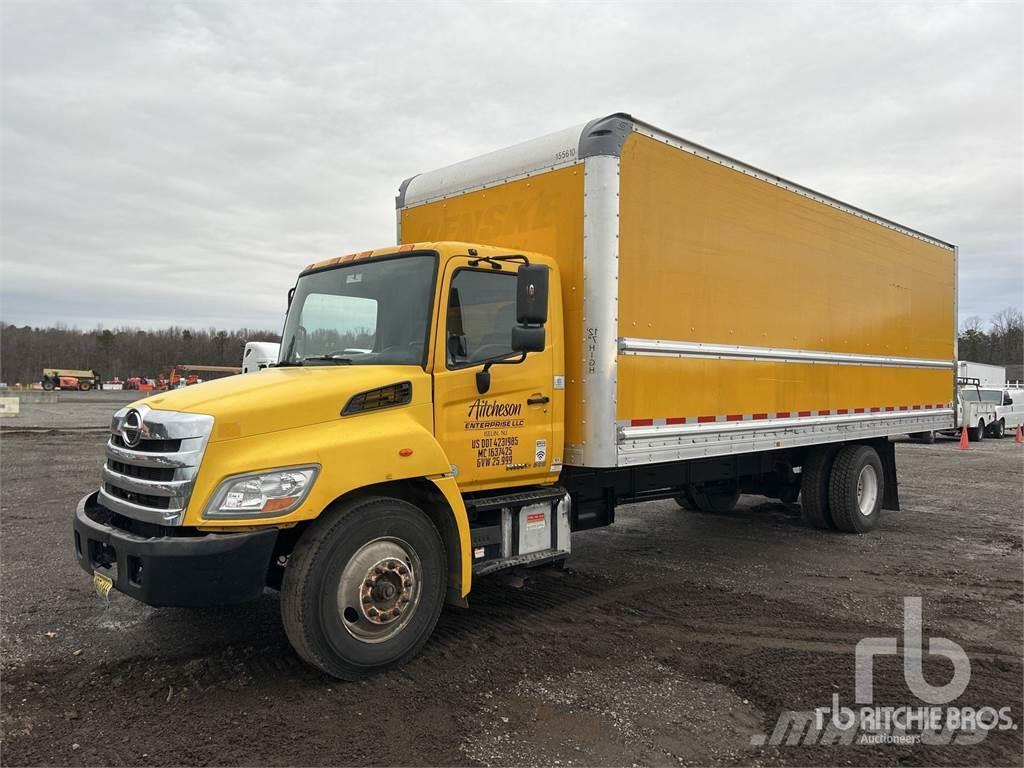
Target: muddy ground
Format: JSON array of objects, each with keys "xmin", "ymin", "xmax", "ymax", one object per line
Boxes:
[{"xmin": 1, "ymin": 423, "xmax": 1021, "ymax": 767}]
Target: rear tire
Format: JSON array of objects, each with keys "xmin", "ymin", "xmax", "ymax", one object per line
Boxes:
[
  {"xmin": 281, "ymin": 496, "xmax": 446, "ymax": 680},
  {"xmin": 910, "ymin": 430, "xmax": 935, "ymax": 444},
  {"xmin": 828, "ymin": 445, "xmax": 883, "ymax": 534},
  {"xmin": 800, "ymin": 445, "xmax": 839, "ymax": 529},
  {"xmin": 673, "ymin": 488, "xmax": 698, "ymax": 511},
  {"xmin": 968, "ymin": 421, "xmax": 984, "ymax": 442},
  {"xmin": 690, "ymin": 485, "xmax": 740, "ymax": 513}
]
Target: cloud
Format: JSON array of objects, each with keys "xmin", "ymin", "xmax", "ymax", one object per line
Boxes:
[{"xmin": 2, "ymin": 0, "xmax": 1021, "ymax": 331}]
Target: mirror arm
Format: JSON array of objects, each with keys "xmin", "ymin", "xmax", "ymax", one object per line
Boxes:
[{"xmin": 475, "ymin": 353, "xmax": 528, "ymax": 395}]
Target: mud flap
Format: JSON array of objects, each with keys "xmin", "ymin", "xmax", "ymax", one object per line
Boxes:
[{"xmin": 876, "ymin": 439, "xmax": 900, "ymax": 511}]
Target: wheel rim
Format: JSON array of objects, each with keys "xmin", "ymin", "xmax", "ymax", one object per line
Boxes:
[
  {"xmin": 337, "ymin": 537, "xmax": 421, "ymax": 644},
  {"xmin": 856, "ymin": 465, "xmax": 879, "ymax": 517}
]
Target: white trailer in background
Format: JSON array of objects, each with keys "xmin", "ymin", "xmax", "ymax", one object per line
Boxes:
[
  {"xmin": 242, "ymin": 341, "xmax": 281, "ymax": 373},
  {"xmin": 957, "ymin": 361, "xmax": 1006, "ymax": 387}
]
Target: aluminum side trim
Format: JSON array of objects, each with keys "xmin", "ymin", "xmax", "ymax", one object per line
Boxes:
[
  {"xmin": 616, "ymin": 410, "xmax": 954, "ymax": 466},
  {"xmin": 619, "ymin": 408, "xmax": 954, "ymax": 441},
  {"xmin": 619, "ymin": 337, "xmax": 954, "ymax": 370},
  {"xmin": 577, "ymin": 155, "xmax": 620, "ymax": 467}
]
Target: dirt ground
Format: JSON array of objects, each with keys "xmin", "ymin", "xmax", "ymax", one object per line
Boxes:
[
  {"xmin": 1, "ymin": 418, "xmax": 1022, "ymax": 766},
  {"xmin": 1, "ymin": 391, "xmax": 137, "ymax": 431}
]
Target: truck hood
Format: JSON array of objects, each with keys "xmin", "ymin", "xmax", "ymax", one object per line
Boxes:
[{"xmin": 136, "ymin": 366, "xmax": 429, "ymax": 442}]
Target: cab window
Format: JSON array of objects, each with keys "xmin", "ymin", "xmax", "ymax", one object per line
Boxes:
[{"xmin": 446, "ymin": 269, "xmax": 517, "ymax": 368}]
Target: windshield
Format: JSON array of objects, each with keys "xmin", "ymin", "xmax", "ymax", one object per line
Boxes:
[
  {"xmin": 279, "ymin": 255, "xmax": 436, "ymax": 367},
  {"xmin": 960, "ymin": 388, "xmax": 1003, "ymax": 403}
]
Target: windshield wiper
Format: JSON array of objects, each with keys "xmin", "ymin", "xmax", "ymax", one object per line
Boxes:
[{"xmin": 298, "ymin": 355, "xmax": 354, "ymax": 365}]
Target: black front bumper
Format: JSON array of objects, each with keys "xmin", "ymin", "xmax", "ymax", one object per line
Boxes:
[{"xmin": 73, "ymin": 492, "xmax": 278, "ymax": 607}]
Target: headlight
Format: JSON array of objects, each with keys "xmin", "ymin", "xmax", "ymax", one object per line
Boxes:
[{"xmin": 203, "ymin": 465, "xmax": 319, "ymax": 519}]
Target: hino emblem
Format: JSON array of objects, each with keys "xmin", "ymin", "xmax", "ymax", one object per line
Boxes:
[{"xmin": 121, "ymin": 408, "xmax": 144, "ymax": 447}]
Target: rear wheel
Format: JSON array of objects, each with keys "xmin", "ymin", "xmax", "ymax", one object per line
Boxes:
[
  {"xmin": 281, "ymin": 496, "xmax": 446, "ymax": 680},
  {"xmin": 673, "ymin": 488, "xmax": 698, "ymax": 511},
  {"xmin": 968, "ymin": 421, "xmax": 985, "ymax": 442},
  {"xmin": 828, "ymin": 445, "xmax": 883, "ymax": 533},
  {"xmin": 909, "ymin": 430, "xmax": 936, "ymax": 444},
  {"xmin": 690, "ymin": 485, "xmax": 740, "ymax": 513},
  {"xmin": 800, "ymin": 445, "xmax": 838, "ymax": 529}
]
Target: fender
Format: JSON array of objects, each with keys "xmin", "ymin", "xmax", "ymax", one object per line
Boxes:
[
  {"xmin": 186, "ymin": 402, "xmax": 453, "ymax": 526},
  {"xmin": 426, "ymin": 474, "xmax": 472, "ymax": 600}
]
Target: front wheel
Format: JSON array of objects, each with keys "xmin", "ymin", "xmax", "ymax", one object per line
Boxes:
[
  {"xmin": 79, "ymin": 381, "xmax": 92, "ymax": 391},
  {"xmin": 991, "ymin": 420, "xmax": 1006, "ymax": 439},
  {"xmin": 41, "ymin": 379, "xmax": 55, "ymax": 391},
  {"xmin": 281, "ymin": 496, "xmax": 447, "ymax": 680}
]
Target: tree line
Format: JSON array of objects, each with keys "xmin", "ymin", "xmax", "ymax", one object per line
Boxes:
[
  {"xmin": 958, "ymin": 308, "xmax": 1023, "ymax": 370},
  {"xmin": 0, "ymin": 324, "xmax": 281, "ymax": 385}
]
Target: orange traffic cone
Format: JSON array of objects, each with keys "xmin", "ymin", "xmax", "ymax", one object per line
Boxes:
[
  {"xmin": 1015, "ymin": 424, "xmax": 1024, "ymax": 444},
  {"xmin": 958, "ymin": 426, "xmax": 970, "ymax": 450}
]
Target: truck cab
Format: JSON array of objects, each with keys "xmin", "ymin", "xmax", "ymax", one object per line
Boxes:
[{"xmin": 74, "ymin": 242, "xmax": 567, "ymax": 680}]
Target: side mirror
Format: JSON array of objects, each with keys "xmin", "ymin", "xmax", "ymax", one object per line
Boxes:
[
  {"xmin": 516, "ymin": 265, "xmax": 549, "ymax": 325},
  {"xmin": 511, "ymin": 325, "xmax": 545, "ymax": 353},
  {"xmin": 1005, "ymin": 396, "xmax": 1014, "ymax": 405},
  {"xmin": 512, "ymin": 264, "xmax": 548, "ymax": 355}
]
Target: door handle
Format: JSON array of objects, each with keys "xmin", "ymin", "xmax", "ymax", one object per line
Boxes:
[{"xmin": 527, "ymin": 395, "xmax": 550, "ymax": 405}]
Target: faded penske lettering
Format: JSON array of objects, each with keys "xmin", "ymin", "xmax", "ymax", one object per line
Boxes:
[{"xmin": 410, "ymin": 194, "xmax": 561, "ymax": 242}]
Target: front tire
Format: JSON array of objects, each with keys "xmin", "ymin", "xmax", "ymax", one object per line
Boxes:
[
  {"xmin": 281, "ymin": 496, "xmax": 447, "ymax": 680},
  {"xmin": 79, "ymin": 381, "xmax": 92, "ymax": 391},
  {"xmin": 828, "ymin": 445, "xmax": 883, "ymax": 534},
  {"xmin": 991, "ymin": 419, "xmax": 1006, "ymax": 439}
]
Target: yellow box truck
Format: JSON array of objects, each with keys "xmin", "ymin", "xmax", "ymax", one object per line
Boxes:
[{"xmin": 73, "ymin": 113, "xmax": 957, "ymax": 679}]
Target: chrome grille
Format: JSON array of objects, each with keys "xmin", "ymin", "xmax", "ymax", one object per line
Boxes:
[{"xmin": 100, "ymin": 405, "xmax": 214, "ymax": 526}]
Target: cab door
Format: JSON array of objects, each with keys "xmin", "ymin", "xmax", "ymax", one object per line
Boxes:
[{"xmin": 432, "ymin": 258, "xmax": 554, "ymax": 492}]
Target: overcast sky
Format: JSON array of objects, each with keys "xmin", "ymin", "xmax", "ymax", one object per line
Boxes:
[{"xmin": 2, "ymin": 1, "xmax": 1021, "ymax": 332}]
